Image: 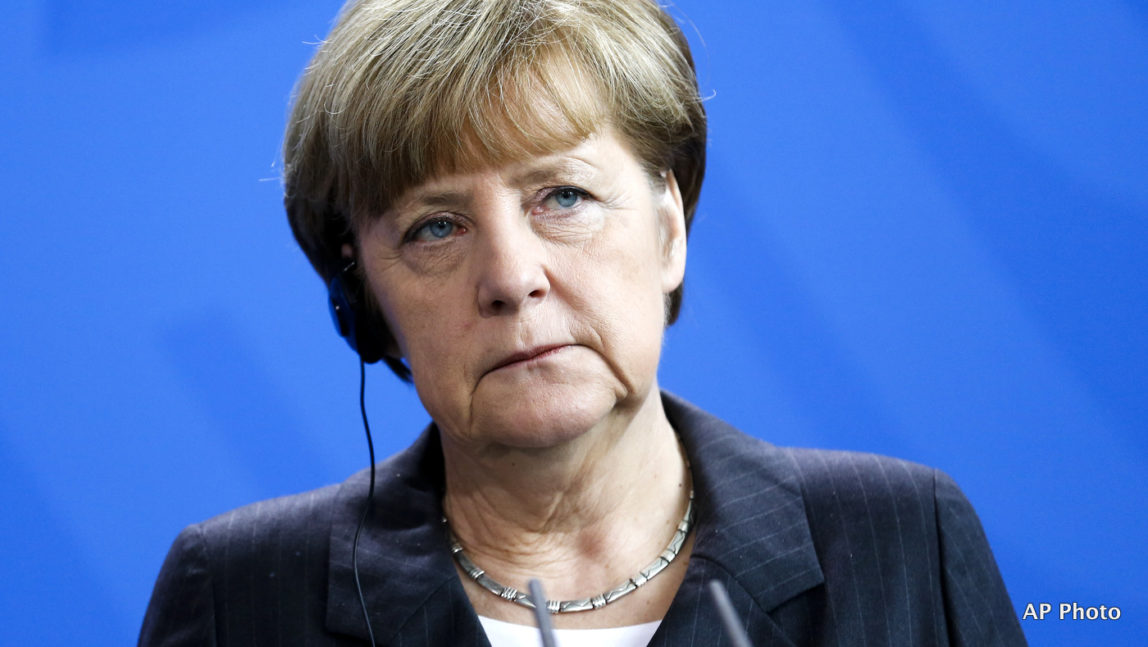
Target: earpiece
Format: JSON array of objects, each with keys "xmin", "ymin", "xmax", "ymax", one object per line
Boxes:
[
  {"xmin": 328, "ymin": 259, "xmax": 414, "ymax": 381},
  {"xmin": 327, "ymin": 260, "xmax": 385, "ymax": 364}
]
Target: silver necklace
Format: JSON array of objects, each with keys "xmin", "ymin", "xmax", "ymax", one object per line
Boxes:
[{"xmin": 444, "ymin": 488, "xmax": 695, "ymax": 614}]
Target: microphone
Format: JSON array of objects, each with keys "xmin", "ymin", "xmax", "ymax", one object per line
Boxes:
[
  {"xmin": 527, "ymin": 578, "xmax": 558, "ymax": 647},
  {"xmin": 707, "ymin": 580, "xmax": 754, "ymax": 647},
  {"xmin": 526, "ymin": 577, "xmax": 752, "ymax": 647}
]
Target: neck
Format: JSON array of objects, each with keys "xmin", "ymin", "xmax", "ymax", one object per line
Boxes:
[{"xmin": 439, "ymin": 387, "xmax": 690, "ymax": 608}]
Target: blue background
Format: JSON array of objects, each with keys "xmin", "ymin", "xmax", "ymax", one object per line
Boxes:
[{"xmin": 2, "ymin": 1, "xmax": 1145, "ymax": 644}]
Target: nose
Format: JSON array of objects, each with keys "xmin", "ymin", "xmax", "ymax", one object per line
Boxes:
[{"xmin": 474, "ymin": 211, "xmax": 550, "ymax": 318}]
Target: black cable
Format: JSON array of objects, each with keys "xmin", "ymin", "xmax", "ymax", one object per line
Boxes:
[{"xmin": 352, "ymin": 357, "xmax": 378, "ymax": 647}]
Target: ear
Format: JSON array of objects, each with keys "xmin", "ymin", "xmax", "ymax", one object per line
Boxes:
[{"xmin": 656, "ymin": 169, "xmax": 687, "ymax": 293}]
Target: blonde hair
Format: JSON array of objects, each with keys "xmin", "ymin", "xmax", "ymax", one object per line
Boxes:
[{"xmin": 284, "ymin": 0, "xmax": 706, "ymax": 375}]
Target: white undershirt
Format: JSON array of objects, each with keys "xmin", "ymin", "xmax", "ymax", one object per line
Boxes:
[{"xmin": 478, "ymin": 616, "xmax": 661, "ymax": 647}]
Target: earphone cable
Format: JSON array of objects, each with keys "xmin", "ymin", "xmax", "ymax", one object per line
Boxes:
[{"xmin": 351, "ymin": 356, "xmax": 378, "ymax": 647}]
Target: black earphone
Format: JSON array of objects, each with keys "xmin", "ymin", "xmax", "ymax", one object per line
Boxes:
[
  {"xmin": 328, "ymin": 259, "xmax": 382, "ymax": 647},
  {"xmin": 327, "ymin": 260, "xmax": 384, "ymax": 363},
  {"xmin": 328, "ymin": 260, "xmax": 413, "ymax": 381}
]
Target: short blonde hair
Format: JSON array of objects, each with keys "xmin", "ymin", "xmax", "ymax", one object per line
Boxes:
[{"xmin": 284, "ymin": 0, "xmax": 706, "ymax": 376}]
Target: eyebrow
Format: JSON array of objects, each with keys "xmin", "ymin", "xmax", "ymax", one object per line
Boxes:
[
  {"xmin": 401, "ymin": 189, "xmax": 470, "ymax": 210},
  {"xmin": 509, "ymin": 159, "xmax": 598, "ymax": 190}
]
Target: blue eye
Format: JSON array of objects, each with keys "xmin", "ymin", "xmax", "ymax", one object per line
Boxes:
[
  {"xmin": 550, "ymin": 188, "xmax": 584, "ymax": 209},
  {"xmin": 410, "ymin": 218, "xmax": 457, "ymax": 242}
]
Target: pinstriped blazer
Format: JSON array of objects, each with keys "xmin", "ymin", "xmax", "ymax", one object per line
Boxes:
[{"xmin": 139, "ymin": 392, "xmax": 1026, "ymax": 646}]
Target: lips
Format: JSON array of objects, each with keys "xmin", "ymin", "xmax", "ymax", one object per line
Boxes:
[{"xmin": 488, "ymin": 344, "xmax": 570, "ymax": 373}]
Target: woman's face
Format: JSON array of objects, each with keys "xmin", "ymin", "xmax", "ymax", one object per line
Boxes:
[{"xmin": 358, "ymin": 130, "xmax": 686, "ymax": 451}]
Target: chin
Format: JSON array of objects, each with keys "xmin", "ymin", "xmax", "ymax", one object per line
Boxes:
[{"xmin": 469, "ymin": 377, "xmax": 623, "ymax": 450}]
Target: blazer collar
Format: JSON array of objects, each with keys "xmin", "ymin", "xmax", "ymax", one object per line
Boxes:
[
  {"xmin": 662, "ymin": 393, "xmax": 824, "ymax": 614},
  {"xmin": 326, "ymin": 392, "xmax": 824, "ymax": 642},
  {"xmin": 326, "ymin": 426, "xmax": 460, "ymax": 643}
]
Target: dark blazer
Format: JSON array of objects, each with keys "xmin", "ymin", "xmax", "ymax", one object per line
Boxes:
[{"xmin": 140, "ymin": 393, "xmax": 1026, "ymax": 646}]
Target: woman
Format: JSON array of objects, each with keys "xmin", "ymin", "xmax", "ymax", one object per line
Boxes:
[{"xmin": 140, "ymin": 0, "xmax": 1025, "ymax": 645}]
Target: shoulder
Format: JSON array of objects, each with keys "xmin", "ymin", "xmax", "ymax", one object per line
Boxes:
[
  {"xmin": 140, "ymin": 428, "xmax": 446, "ymax": 646},
  {"xmin": 662, "ymin": 393, "xmax": 1025, "ymax": 644},
  {"xmin": 780, "ymin": 447, "xmax": 942, "ymax": 508},
  {"xmin": 772, "ymin": 448, "xmax": 964, "ymax": 561},
  {"xmin": 777, "ymin": 447, "xmax": 988, "ymax": 541},
  {"xmin": 156, "ymin": 482, "xmax": 349, "ymax": 593},
  {"xmin": 189, "ymin": 482, "xmax": 344, "ymax": 555},
  {"xmin": 151, "ymin": 480, "xmax": 348, "ymax": 603},
  {"xmin": 139, "ymin": 482, "xmax": 348, "ymax": 646},
  {"xmin": 178, "ymin": 421, "xmax": 442, "ymax": 562},
  {"xmin": 664, "ymin": 391, "xmax": 974, "ymax": 566},
  {"xmin": 147, "ymin": 423, "xmax": 442, "ymax": 597},
  {"xmin": 663, "ymin": 391, "xmax": 950, "ymax": 512}
]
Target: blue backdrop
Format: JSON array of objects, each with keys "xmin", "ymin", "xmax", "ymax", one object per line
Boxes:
[{"xmin": 1, "ymin": 1, "xmax": 1145, "ymax": 644}]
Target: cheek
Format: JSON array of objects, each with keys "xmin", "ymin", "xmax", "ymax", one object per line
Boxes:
[
  {"xmin": 370, "ymin": 274, "xmax": 455, "ymax": 363},
  {"xmin": 378, "ymin": 283, "xmax": 476, "ymax": 421},
  {"xmin": 574, "ymin": 216, "xmax": 669, "ymax": 349},
  {"xmin": 589, "ymin": 215, "xmax": 667, "ymax": 301}
]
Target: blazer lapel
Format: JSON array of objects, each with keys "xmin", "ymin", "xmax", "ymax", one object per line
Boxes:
[
  {"xmin": 326, "ymin": 427, "xmax": 489, "ymax": 645},
  {"xmin": 660, "ymin": 393, "xmax": 824, "ymax": 646}
]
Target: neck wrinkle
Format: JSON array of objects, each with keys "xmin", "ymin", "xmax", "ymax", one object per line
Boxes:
[{"xmin": 439, "ymin": 387, "xmax": 691, "ymax": 598}]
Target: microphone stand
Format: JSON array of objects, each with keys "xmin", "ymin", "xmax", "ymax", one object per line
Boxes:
[
  {"xmin": 527, "ymin": 579, "xmax": 558, "ymax": 647},
  {"xmin": 707, "ymin": 580, "xmax": 754, "ymax": 647}
]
